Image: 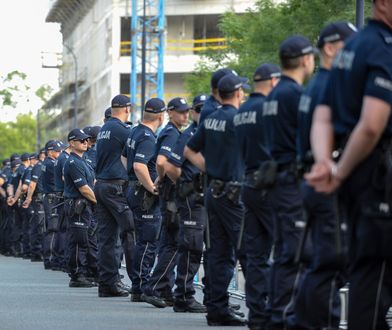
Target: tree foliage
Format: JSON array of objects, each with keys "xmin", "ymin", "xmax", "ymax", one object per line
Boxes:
[
  {"xmin": 0, "ymin": 70, "xmax": 29, "ymax": 107},
  {"xmin": 0, "ymin": 114, "xmax": 37, "ymax": 160},
  {"xmin": 185, "ymin": 0, "xmax": 372, "ymax": 97}
]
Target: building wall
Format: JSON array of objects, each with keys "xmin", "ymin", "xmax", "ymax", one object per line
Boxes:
[{"xmin": 50, "ymin": 0, "xmax": 256, "ymax": 131}]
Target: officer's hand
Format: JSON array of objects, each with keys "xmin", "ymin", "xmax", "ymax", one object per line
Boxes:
[
  {"xmin": 305, "ymin": 160, "xmax": 341, "ymax": 194},
  {"xmin": 7, "ymin": 197, "xmax": 15, "ymax": 206},
  {"xmin": 22, "ymin": 198, "xmax": 31, "ymax": 209},
  {"xmin": 148, "ymin": 184, "xmax": 159, "ymax": 195}
]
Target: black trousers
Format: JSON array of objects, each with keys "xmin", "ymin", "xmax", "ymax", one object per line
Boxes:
[
  {"xmin": 242, "ymin": 186, "xmax": 274, "ymax": 328},
  {"xmin": 94, "ymin": 181, "xmax": 135, "ymax": 287},
  {"xmin": 341, "ymin": 149, "xmax": 392, "ymax": 330}
]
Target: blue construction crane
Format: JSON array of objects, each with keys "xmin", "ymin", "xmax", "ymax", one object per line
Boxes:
[{"xmin": 131, "ymin": 0, "xmax": 165, "ymax": 120}]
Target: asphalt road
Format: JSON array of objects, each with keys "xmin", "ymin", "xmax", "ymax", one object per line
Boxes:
[{"xmin": 0, "ymin": 255, "xmax": 246, "ymax": 330}]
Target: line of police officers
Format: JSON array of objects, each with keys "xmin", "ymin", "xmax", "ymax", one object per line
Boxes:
[{"xmin": 1, "ymin": 1, "xmax": 392, "ymax": 328}]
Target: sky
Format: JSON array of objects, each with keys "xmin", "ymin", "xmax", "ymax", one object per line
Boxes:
[{"xmin": 0, "ymin": 0, "xmax": 62, "ymax": 122}]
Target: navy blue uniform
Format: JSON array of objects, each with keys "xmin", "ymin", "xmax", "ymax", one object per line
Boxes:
[
  {"xmin": 29, "ymin": 161, "xmax": 45, "ymax": 260},
  {"xmin": 64, "ymin": 152, "xmax": 97, "ymax": 280},
  {"xmin": 320, "ymin": 20, "xmax": 392, "ymax": 330},
  {"xmin": 84, "ymin": 144, "xmax": 97, "ymax": 171},
  {"xmin": 199, "ymin": 95, "xmax": 221, "ymax": 124},
  {"xmin": 21, "ymin": 165, "xmax": 34, "ymax": 256},
  {"xmin": 53, "ymin": 150, "xmax": 70, "ymax": 269},
  {"xmin": 41, "ymin": 156, "xmax": 60, "ymax": 268},
  {"xmin": 187, "ymin": 104, "xmax": 246, "ymax": 320},
  {"xmin": 94, "ymin": 117, "xmax": 135, "ymax": 289},
  {"xmin": 122, "ymin": 124, "xmax": 161, "ymax": 296},
  {"xmin": 263, "ymin": 75, "xmax": 306, "ymax": 329},
  {"xmin": 144, "ymin": 122, "xmax": 181, "ymax": 300},
  {"xmin": 54, "ymin": 151, "xmax": 69, "ymax": 192},
  {"xmin": 234, "ymin": 93, "xmax": 274, "ymax": 328},
  {"xmin": 10, "ymin": 164, "xmax": 26, "ymax": 255},
  {"xmin": 168, "ymin": 122, "xmax": 206, "ymax": 306},
  {"xmin": 294, "ymin": 68, "xmax": 347, "ymax": 329}
]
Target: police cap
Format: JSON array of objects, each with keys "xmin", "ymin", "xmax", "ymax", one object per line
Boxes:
[
  {"xmin": 211, "ymin": 68, "xmax": 237, "ymax": 89},
  {"xmin": 87, "ymin": 126, "xmax": 101, "ymax": 139},
  {"xmin": 218, "ymin": 74, "xmax": 250, "ymax": 93},
  {"xmin": 317, "ymin": 21, "xmax": 357, "ymax": 49},
  {"xmin": 111, "ymin": 95, "xmax": 131, "ymax": 108},
  {"xmin": 20, "ymin": 153, "xmax": 30, "ymax": 161},
  {"xmin": 68, "ymin": 128, "xmax": 91, "ymax": 142},
  {"xmin": 144, "ymin": 98, "xmax": 166, "ymax": 113},
  {"xmin": 11, "ymin": 159, "xmax": 21, "ymax": 168},
  {"xmin": 192, "ymin": 94, "xmax": 208, "ymax": 112},
  {"xmin": 279, "ymin": 35, "xmax": 315, "ymax": 59},
  {"xmin": 253, "ymin": 63, "xmax": 282, "ymax": 82},
  {"xmin": 2, "ymin": 158, "xmax": 10, "ymax": 166},
  {"xmin": 167, "ymin": 97, "xmax": 191, "ymax": 112},
  {"xmin": 104, "ymin": 107, "xmax": 112, "ymax": 119},
  {"xmin": 46, "ymin": 140, "xmax": 63, "ymax": 152},
  {"xmin": 10, "ymin": 153, "xmax": 20, "ymax": 161},
  {"xmin": 29, "ymin": 153, "xmax": 38, "ymax": 160}
]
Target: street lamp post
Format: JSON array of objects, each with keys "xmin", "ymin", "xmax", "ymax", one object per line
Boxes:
[
  {"xmin": 356, "ymin": 0, "xmax": 365, "ymax": 29},
  {"xmin": 63, "ymin": 44, "xmax": 78, "ymax": 128}
]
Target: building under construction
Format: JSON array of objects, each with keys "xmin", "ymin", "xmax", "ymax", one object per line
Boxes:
[{"xmin": 44, "ymin": 0, "xmax": 256, "ymax": 136}]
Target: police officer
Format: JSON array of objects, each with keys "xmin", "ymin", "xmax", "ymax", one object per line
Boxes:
[
  {"xmin": 0, "ymin": 161, "xmax": 10, "ymax": 255},
  {"xmin": 165, "ymin": 94, "xmax": 208, "ymax": 313},
  {"xmin": 95, "ymin": 94, "xmax": 134, "ymax": 297},
  {"xmin": 104, "ymin": 107, "xmax": 111, "ymax": 123},
  {"xmin": 53, "ymin": 143, "xmax": 72, "ymax": 271},
  {"xmin": 7, "ymin": 153, "xmax": 30, "ymax": 257},
  {"xmin": 23, "ymin": 152, "xmax": 46, "ymax": 262},
  {"xmin": 6, "ymin": 157, "xmax": 22, "ymax": 256},
  {"xmin": 42, "ymin": 140, "xmax": 63, "ymax": 269},
  {"xmin": 122, "ymin": 98, "xmax": 165, "ymax": 302},
  {"xmin": 10, "ymin": 153, "xmax": 35, "ymax": 258},
  {"xmin": 307, "ymin": 1, "xmax": 392, "ymax": 328},
  {"xmin": 234, "ymin": 63, "xmax": 281, "ymax": 330},
  {"xmin": 199, "ymin": 68, "xmax": 236, "ymax": 124},
  {"xmin": 295, "ymin": 22, "xmax": 356, "ymax": 330},
  {"xmin": 185, "ymin": 73, "xmax": 248, "ymax": 326},
  {"xmin": 262, "ymin": 35, "xmax": 315, "ymax": 330},
  {"xmin": 83, "ymin": 125, "xmax": 101, "ymax": 171},
  {"xmin": 63, "ymin": 128, "xmax": 97, "ymax": 287},
  {"xmin": 142, "ymin": 97, "xmax": 190, "ymax": 308}
]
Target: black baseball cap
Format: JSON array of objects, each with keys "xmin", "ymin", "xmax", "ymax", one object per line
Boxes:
[
  {"xmin": 211, "ymin": 68, "xmax": 238, "ymax": 89},
  {"xmin": 10, "ymin": 153, "xmax": 20, "ymax": 161},
  {"xmin": 144, "ymin": 98, "xmax": 167, "ymax": 113},
  {"xmin": 46, "ymin": 140, "xmax": 63, "ymax": 152},
  {"xmin": 279, "ymin": 35, "xmax": 315, "ymax": 59},
  {"xmin": 104, "ymin": 107, "xmax": 112, "ymax": 119},
  {"xmin": 111, "ymin": 94, "xmax": 131, "ymax": 108},
  {"xmin": 317, "ymin": 21, "xmax": 357, "ymax": 48},
  {"xmin": 68, "ymin": 128, "xmax": 91, "ymax": 142},
  {"xmin": 29, "ymin": 153, "xmax": 38, "ymax": 160},
  {"xmin": 11, "ymin": 159, "xmax": 21, "ymax": 168},
  {"xmin": 2, "ymin": 158, "xmax": 10, "ymax": 166},
  {"xmin": 192, "ymin": 94, "xmax": 208, "ymax": 111},
  {"xmin": 218, "ymin": 73, "xmax": 250, "ymax": 93},
  {"xmin": 253, "ymin": 63, "xmax": 282, "ymax": 81},
  {"xmin": 167, "ymin": 97, "xmax": 191, "ymax": 112},
  {"xmin": 21, "ymin": 153, "xmax": 30, "ymax": 161},
  {"xmin": 83, "ymin": 126, "xmax": 101, "ymax": 139}
]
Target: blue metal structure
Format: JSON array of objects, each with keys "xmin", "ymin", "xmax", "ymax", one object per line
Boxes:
[{"xmin": 131, "ymin": 0, "xmax": 165, "ymax": 120}]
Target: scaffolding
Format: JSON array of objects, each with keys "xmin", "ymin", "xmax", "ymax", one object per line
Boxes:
[{"xmin": 131, "ymin": 0, "xmax": 165, "ymax": 120}]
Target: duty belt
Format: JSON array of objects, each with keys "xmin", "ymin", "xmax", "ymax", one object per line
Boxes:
[{"xmin": 96, "ymin": 179, "xmax": 128, "ymax": 185}]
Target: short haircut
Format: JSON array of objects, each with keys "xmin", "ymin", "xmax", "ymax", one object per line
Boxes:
[
  {"xmin": 143, "ymin": 111, "xmax": 161, "ymax": 123},
  {"xmin": 218, "ymin": 90, "xmax": 236, "ymax": 101},
  {"xmin": 280, "ymin": 56, "xmax": 302, "ymax": 70}
]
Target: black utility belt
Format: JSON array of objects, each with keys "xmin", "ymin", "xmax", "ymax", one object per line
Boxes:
[
  {"xmin": 245, "ymin": 160, "xmax": 279, "ymax": 189},
  {"xmin": 209, "ymin": 179, "xmax": 242, "ymax": 204},
  {"xmin": 96, "ymin": 179, "xmax": 128, "ymax": 185},
  {"xmin": 33, "ymin": 192, "xmax": 44, "ymax": 201}
]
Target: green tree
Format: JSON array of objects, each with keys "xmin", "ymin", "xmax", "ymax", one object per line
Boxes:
[
  {"xmin": 0, "ymin": 70, "xmax": 29, "ymax": 107},
  {"xmin": 0, "ymin": 114, "xmax": 37, "ymax": 160},
  {"xmin": 185, "ymin": 0, "xmax": 372, "ymax": 97}
]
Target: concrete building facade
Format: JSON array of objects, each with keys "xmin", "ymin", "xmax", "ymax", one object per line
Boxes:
[{"xmin": 45, "ymin": 0, "xmax": 256, "ymax": 135}]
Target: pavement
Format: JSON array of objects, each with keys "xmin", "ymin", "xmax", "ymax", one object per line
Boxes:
[{"xmin": 0, "ymin": 255, "xmax": 247, "ymax": 330}]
